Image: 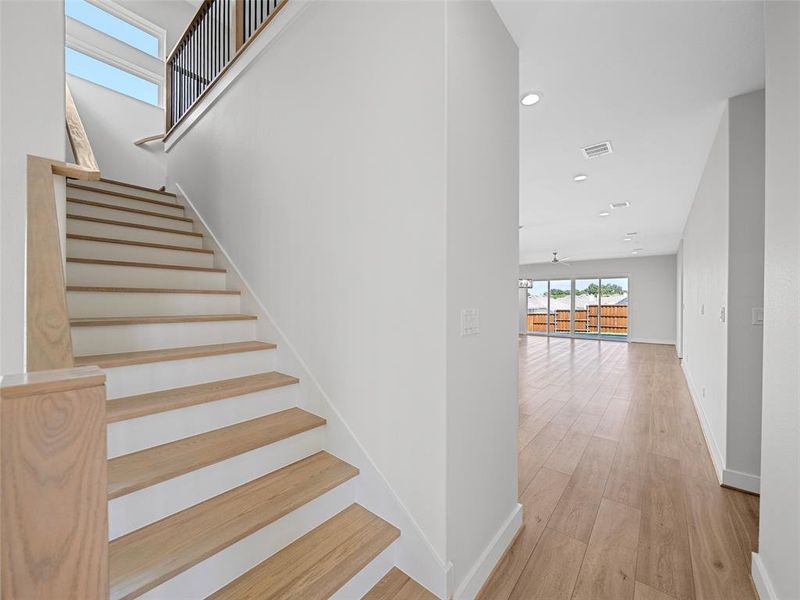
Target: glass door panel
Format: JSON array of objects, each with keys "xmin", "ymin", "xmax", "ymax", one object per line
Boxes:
[
  {"xmin": 548, "ymin": 280, "xmax": 572, "ymax": 336},
  {"xmin": 599, "ymin": 277, "xmax": 629, "ymax": 339},
  {"xmin": 527, "ymin": 280, "xmax": 549, "ymax": 334},
  {"xmin": 575, "ymin": 278, "xmax": 600, "ymax": 337}
]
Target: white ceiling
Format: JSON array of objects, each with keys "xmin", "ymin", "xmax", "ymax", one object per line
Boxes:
[{"xmin": 492, "ymin": 0, "xmax": 765, "ymax": 265}]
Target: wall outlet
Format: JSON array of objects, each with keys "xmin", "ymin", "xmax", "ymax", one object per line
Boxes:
[
  {"xmin": 700, "ymin": 303, "xmax": 705, "ymax": 316},
  {"xmin": 461, "ymin": 308, "xmax": 479, "ymax": 336},
  {"xmin": 720, "ymin": 306, "xmax": 726, "ymax": 323},
  {"xmin": 752, "ymin": 307, "xmax": 764, "ymax": 325}
]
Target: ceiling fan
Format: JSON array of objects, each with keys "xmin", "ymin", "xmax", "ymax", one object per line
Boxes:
[{"xmin": 548, "ymin": 251, "xmax": 572, "ymax": 266}]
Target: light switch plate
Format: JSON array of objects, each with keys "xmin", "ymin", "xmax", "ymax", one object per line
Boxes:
[
  {"xmin": 461, "ymin": 308, "xmax": 479, "ymax": 336},
  {"xmin": 752, "ymin": 307, "xmax": 764, "ymax": 325}
]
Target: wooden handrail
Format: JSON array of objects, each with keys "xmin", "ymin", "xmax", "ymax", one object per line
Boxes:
[
  {"xmin": 133, "ymin": 133, "xmax": 165, "ymax": 146},
  {"xmin": 0, "ymin": 366, "xmax": 108, "ymax": 598},
  {"xmin": 66, "ymin": 83, "xmax": 99, "ymax": 172},
  {"xmin": 26, "ymin": 156, "xmax": 99, "ymax": 372},
  {"xmin": 164, "ymin": 0, "xmax": 288, "ymax": 139}
]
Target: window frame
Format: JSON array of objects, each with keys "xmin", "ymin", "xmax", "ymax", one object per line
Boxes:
[{"xmin": 65, "ymin": 0, "xmax": 167, "ymax": 107}]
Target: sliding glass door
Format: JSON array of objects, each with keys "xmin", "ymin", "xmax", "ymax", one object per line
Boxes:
[
  {"xmin": 575, "ymin": 278, "xmax": 600, "ymax": 337},
  {"xmin": 548, "ymin": 280, "xmax": 572, "ymax": 337},
  {"xmin": 525, "ymin": 276, "xmax": 629, "ymax": 341}
]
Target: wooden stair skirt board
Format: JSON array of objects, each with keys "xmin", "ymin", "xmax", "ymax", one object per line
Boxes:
[
  {"xmin": 364, "ymin": 568, "xmax": 439, "ymax": 600},
  {"xmin": 109, "ymin": 451, "xmax": 358, "ymax": 600},
  {"xmin": 208, "ymin": 504, "xmax": 400, "ymax": 600},
  {"xmin": 108, "ymin": 407, "xmax": 325, "ymax": 499},
  {"xmin": 74, "ymin": 341, "xmax": 276, "ymax": 368},
  {"xmin": 107, "ymin": 371, "xmax": 299, "ymax": 423}
]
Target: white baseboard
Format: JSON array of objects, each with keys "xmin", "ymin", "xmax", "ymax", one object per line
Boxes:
[
  {"xmin": 680, "ymin": 363, "xmax": 725, "ymax": 484},
  {"xmin": 628, "ymin": 337, "xmax": 676, "ymax": 346},
  {"xmin": 723, "ymin": 468, "xmax": 760, "ymax": 495},
  {"xmin": 453, "ymin": 503, "xmax": 523, "ymax": 600},
  {"xmin": 752, "ymin": 552, "xmax": 778, "ymax": 600},
  {"xmin": 681, "ymin": 365, "xmax": 761, "ymax": 494}
]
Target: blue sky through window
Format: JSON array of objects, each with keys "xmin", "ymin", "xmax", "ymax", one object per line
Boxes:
[
  {"xmin": 66, "ymin": 48, "xmax": 159, "ymax": 105},
  {"xmin": 65, "ymin": 0, "xmax": 159, "ymax": 57}
]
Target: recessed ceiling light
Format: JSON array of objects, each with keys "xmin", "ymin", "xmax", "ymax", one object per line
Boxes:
[
  {"xmin": 573, "ymin": 174, "xmax": 588, "ymax": 182},
  {"xmin": 632, "ymin": 250, "xmax": 639, "ymax": 255},
  {"xmin": 610, "ymin": 202, "xmax": 630, "ymax": 209},
  {"xmin": 624, "ymin": 237, "xmax": 632, "ymax": 242},
  {"xmin": 632, "ymin": 247, "xmax": 643, "ymax": 254},
  {"xmin": 520, "ymin": 92, "xmax": 542, "ymax": 106},
  {"xmin": 599, "ymin": 211, "xmax": 610, "ymax": 217}
]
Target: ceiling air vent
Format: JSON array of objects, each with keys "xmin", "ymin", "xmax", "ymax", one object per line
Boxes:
[{"xmin": 581, "ymin": 140, "xmax": 613, "ymax": 159}]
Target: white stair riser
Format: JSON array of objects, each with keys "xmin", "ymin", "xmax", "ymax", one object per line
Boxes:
[
  {"xmin": 67, "ymin": 291, "xmax": 240, "ymax": 317},
  {"xmin": 67, "ymin": 262, "xmax": 226, "ymax": 289},
  {"xmin": 109, "ymin": 428, "xmax": 326, "ymax": 539},
  {"xmin": 75, "ymin": 180, "xmax": 175, "ymax": 202},
  {"xmin": 71, "ymin": 319, "xmax": 257, "ymax": 355},
  {"xmin": 67, "ymin": 186, "xmax": 184, "ymax": 217},
  {"xmin": 108, "ymin": 385, "xmax": 300, "ymax": 457},
  {"xmin": 100, "ymin": 349, "xmax": 276, "ymax": 399},
  {"xmin": 137, "ymin": 480, "xmax": 357, "ymax": 600},
  {"xmin": 330, "ymin": 543, "xmax": 398, "ymax": 600},
  {"xmin": 68, "ymin": 201, "xmax": 194, "ymax": 232},
  {"xmin": 67, "ymin": 217, "xmax": 204, "ymax": 248},
  {"xmin": 67, "ymin": 238, "xmax": 214, "ymax": 268}
]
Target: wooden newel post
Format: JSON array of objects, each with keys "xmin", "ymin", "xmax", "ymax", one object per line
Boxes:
[{"xmin": 0, "ymin": 366, "xmax": 108, "ymax": 599}]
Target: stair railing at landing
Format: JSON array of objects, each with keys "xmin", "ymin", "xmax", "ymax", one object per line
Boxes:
[
  {"xmin": 164, "ymin": 0, "xmax": 289, "ymax": 138},
  {"xmin": 0, "ymin": 84, "xmax": 108, "ymax": 599}
]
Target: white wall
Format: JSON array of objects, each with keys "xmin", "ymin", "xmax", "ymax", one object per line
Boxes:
[
  {"xmin": 0, "ymin": 0, "xmax": 66, "ymax": 374},
  {"xmin": 726, "ymin": 89, "xmax": 764, "ymax": 481},
  {"xmin": 681, "ymin": 104, "xmax": 731, "ymax": 472},
  {"xmin": 166, "ymin": 1, "xmax": 520, "ymax": 592},
  {"xmin": 167, "ymin": 0, "xmax": 450, "ymax": 566},
  {"xmin": 445, "ymin": 1, "xmax": 519, "ymax": 595},
  {"xmin": 519, "ymin": 254, "xmax": 677, "ymax": 345},
  {"xmin": 753, "ymin": 3, "xmax": 800, "ymax": 599},
  {"xmin": 680, "ymin": 90, "xmax": 765, "ymax": 492},
  {"xmin": 67, "ymin": 74, "xmax": 166, "ymax": 189}
]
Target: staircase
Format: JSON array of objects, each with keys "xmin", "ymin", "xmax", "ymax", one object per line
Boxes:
[{"xmin": 64, "ymin": 178, "xmax": 435, "ymax": 599}]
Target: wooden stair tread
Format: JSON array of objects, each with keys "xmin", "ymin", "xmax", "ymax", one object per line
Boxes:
[
  {"xmin": 67, "ymin": 233, "xmax": 213, "ymax": 254},
  {"xmin": 108, "ymin": 407, "xmax": 324, "ymax": 499},
  {"xmin": 364, "ymin": 568, "xmax": 438, "ymax": 600},
  {"xmin": 207, "ymin": 504, "xmax": 400, "ymax": 600},
  {"xmin": 67, "ymin": 286, "xmax": 240, "ymax": 295},
  {"xmin": 107, "ymin": 372, "xmax": 299, "ymax": 423},
  {"xmin": 67, "ymin": 214, "xmax": 203, "ymax": 237},
  {"xmin": 90, "ymin": 177, "xmax": 177, "ymax": 197},
  {"xmin": 67, "ymin": 197, "xmax": 193, "ymax": 222},
  {"xmin": 68, "ymin": 182, "xmax": 181, "ymax": 207},
  {"xmin": 74, "ymin": 341, "xmax": 276, "ymax": 368},
  {"xmin": 109, "ymin": 451, "xmax": 358, "ymax": 600},
  {"xmin": 71, "ymin": 314, "xmax": 256, "ymax": 327},
  {"xmin": 67, "ymin": 257, "xmax": 225, "ymax": 272}
]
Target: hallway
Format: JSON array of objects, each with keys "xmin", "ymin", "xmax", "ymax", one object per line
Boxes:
[{"xmin": 480, "ymin": 337, "xmax": 759, "ymax": 600}]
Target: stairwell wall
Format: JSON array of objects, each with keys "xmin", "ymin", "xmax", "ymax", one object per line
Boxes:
[
  {"xmin": 166, "ymin": 0, "xmax": 520, "ymax": 595},
  {"xmin": 0, "ymin": 0, "xmax": 66, "ymax": 374},
  {"xmin": 167, "ymin": 0, "xmax": 450, "ymax": 570}
]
